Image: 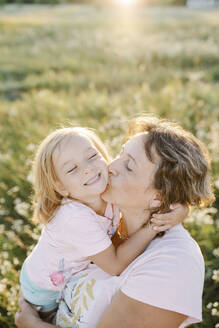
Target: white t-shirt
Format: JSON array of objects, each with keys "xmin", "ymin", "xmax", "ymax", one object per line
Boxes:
[
  {"xmin": 25, "ymin": 200, "xmax": 120, "ymax": 291},
  {"xmin": 56, "ymin": 224, "xmax": 204, "ymax": 328}
]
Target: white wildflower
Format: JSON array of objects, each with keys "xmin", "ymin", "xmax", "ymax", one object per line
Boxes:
[
  {"xmin": 13, "ymin": 257, "xmax": 19, "ymax": 265},
  {"xmin": 213, "ymin": 248, "xmax": 219, "ymax": 257},
  {"xmin": 26, "ymin": 143, "xmax": 36, "ymax": 152},
  {"xmin": 211, "ymin": 308, "xmax": 218, "ymax": 316},
  {"xmin": 12, "ymin": 219, "xmax": 23, "ymax": 233},
  {"xmin": 8, "ymin": 186, "xmax": 20, "ymax": 196},
  {"xmin": 186, "ymin": 207, "xmax": 217, "ymax": 225},
  {"xmin": 2, "ymin": 252, "xmax": 9, "ymax": 259},
  {"xmin": 26, "ymin": 171, "xmax": 33, "ymax": 183},
  {"xmin": 0, "ymin": 208, "xmax": 7, "ymax": 216},
  {"xmin": 15, "ymin": 202, "xmax": 30, "ymax": 217},
  {"xmin": 212, "ymin": 270, "xmax": 219, "ymax": 282}
]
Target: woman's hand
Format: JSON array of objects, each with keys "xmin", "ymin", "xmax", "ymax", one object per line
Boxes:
[
  {"xmin": 15, "ymin": 292, "xmax": 39, "ymax": 328},
  {"xmin": 150, "ymin": 203, "xmax": 189, "ymax": 232},
  {"xmin": 15, "ymin": 292, "xmax": 56, "ymax": 328}
]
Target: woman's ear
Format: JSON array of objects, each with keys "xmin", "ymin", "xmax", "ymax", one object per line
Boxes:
[
  {"xmin": 149, "ymin": 193, "xmax": 161, "ymax": 209},
  {"xmin": 54, "ymin": 181, "xmax": 69, "ymax": 198}
]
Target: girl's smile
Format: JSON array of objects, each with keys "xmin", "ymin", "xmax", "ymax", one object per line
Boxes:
[
  {"xmin": 84, "ymin": 172, "xmax": 102, "ymax": 186},
  {"xmin": 53, "ymin": 134, "xmax": 108, "ymax": 205}
]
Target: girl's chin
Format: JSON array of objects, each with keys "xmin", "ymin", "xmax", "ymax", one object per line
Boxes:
[{"xmin": 101, "ymin": 185, "xmax": 112, "ymax": 201}]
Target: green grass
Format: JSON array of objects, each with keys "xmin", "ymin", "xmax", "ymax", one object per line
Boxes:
[{"xmin": 0, "ymin": 4, "xmax": 218, "ymax": 327}]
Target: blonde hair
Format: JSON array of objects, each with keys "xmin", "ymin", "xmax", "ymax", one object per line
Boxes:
[
  {"xmin": 127, "ymin": 116, "xmax": 215, "ymax": 212},
  {"xmin": 32, "ymin": 127, "xmax": 110, "ymax": 224}
]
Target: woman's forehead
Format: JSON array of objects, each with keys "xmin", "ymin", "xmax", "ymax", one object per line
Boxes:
[
  {"xmin": 124, "ymin": 133, "xmax": 147, "ymax": 153},
  {"xmin": 124, "ymin": 133, "xmax": 160, "ymax": 165},
  {"xmin": 123, "ymin": 134, "xmax": 147, "ymax": 163}
]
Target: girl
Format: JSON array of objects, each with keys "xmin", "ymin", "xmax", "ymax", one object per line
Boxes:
[{"xmin": 20, "ymin": 127, "xmax": 187, "ymax": 317}]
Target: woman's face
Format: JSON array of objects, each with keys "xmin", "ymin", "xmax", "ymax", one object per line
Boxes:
[{"xmin": 102, "ymin": 133, "xmax": 160, "ymax": 210}]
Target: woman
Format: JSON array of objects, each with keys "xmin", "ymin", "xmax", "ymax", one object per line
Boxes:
[{"xmin": 15, "ymin": 116, "xmax": 214, "ymax": 328}]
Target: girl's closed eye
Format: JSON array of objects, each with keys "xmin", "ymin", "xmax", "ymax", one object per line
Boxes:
[
  {"xmin": 89, "ymin": 153, "xmax": 98, "ymax": 160},
  {"xmin": 67, "ymin": 166, "xmax": 77, "ymax": 174}
]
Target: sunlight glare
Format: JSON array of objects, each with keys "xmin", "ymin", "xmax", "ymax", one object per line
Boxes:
[{"xmin": 118, "ymin": 0, "xmax": 137, "ymax": 6}]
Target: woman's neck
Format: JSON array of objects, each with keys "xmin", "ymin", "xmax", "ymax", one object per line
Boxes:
[{"xmin": 119, "ymin": 207, "xmax": 151, "ymax": 237}]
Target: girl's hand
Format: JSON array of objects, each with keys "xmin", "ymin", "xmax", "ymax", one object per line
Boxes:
[{"xmin": 150, "ymin": 203, "xmax": 189, "ymax": 232}]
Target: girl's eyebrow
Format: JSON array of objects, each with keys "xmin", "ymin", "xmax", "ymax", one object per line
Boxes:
[
  {"xmin": 86, "ymin": 146, "xmax": 97, "ymax": 153},
  {"xmin": 62, "ymin": 159, "xmax": 75, "ymax": 169},
  {"xmin": 86, "ymin": 147, "xmax": 94, "ymax": 151},
  {"xmin": 62, "ymin": 147, "xmax": 96, "ymax": 168}
]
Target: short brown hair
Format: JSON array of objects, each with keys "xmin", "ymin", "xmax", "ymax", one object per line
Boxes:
[{"xmin": 127, "ymin": 116, "xmax": 215, "ymax": 212}]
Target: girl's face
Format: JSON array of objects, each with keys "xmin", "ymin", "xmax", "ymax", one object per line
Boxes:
[
  {"xmin": 102, "ymin": 133, "xmax": 160, "ymax": 210},
  {"xmin": 53, "ymin": 135, "xmax": 108, "ymax": 204}
]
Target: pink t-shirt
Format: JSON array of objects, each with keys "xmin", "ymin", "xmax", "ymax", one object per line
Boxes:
[
  {"xmin": 25, "ymin": 200, "xmax": 120, "ymax": 291},
  {"xmin": 56, "ymin": 224, "xmax": 204, "ymax": 328}
]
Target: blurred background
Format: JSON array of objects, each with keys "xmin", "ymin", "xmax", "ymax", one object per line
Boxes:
[{"xmin": 0, "ymin": 0, "xmax": 218, "ymax": 327}]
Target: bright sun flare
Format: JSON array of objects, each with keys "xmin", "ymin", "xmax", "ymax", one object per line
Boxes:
[{"xmin": 118, "ymin": 0, "xmax": 136, "ymax": 5}]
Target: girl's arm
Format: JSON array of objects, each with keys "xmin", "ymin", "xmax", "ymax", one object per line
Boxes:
[
  {"xmin": 89, "ymin": 223, "xmax": 157, "ymax": 276},
  {"xmin": 90, "ymin": 203, "xmax": 189, "ymax": 276}
]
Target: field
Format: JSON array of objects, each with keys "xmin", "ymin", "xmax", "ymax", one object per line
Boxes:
[{"xmin": 0, "ymin": 4, "xmax": 218, "ymax": 327}]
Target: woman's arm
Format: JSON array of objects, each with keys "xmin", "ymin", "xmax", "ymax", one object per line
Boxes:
[
  {"xmin": 96, "ymin": 290, "xmax": 187, "ymax": 328},
  {"xmin": 15, "ymin": 295, "xmax": 56, "ymax": 328}
]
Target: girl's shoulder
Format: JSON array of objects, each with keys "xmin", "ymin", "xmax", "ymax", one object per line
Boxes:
[
  {"xmin": 55, "ymin": 198, "xmax": 95, "ymax": 218},
  {"xmin": 47, "ymin": 199, "xmax": 97, "ymax": 231}
]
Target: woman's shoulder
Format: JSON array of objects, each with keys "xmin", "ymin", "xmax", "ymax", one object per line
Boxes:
[
  {"xmin": 119, "ymin": 225, "xmax": 204, "ymax": 327},
  {"xmin": 124, "ymin": 224, "xmax": 204, "ymax": 274},
  {"xmin": 162, "ymin": 224, "xmax": 203, "ymax": 257}
]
